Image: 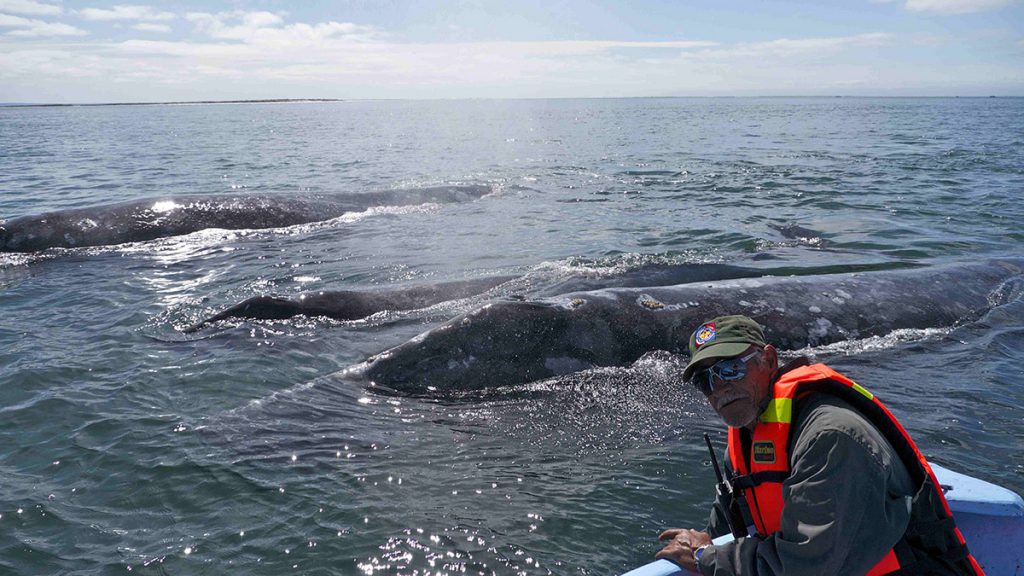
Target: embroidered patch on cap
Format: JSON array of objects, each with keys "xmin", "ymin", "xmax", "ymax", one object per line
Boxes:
[
  {"xmin": 753, "ymin": 441, "xmax": 776, "ymax": 464},
  {"xmin": 694, "ymin": 323, "xmax": 716, "ymax": 347}
]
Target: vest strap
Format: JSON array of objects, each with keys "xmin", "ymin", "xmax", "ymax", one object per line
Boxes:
[
  {"xmin": 876, "ymin": 543, "xmax": 971, "ymax": 576},
  {"xmin": 889, "ymin": 537, "xmax": 920, "ymax": 575},
  {"xmin": 731, "ymin": 471, "xmax": 788, "ymax": 490},
  {"xmin": 903, "ymin": 516, "xmax": 954, "ymax": 537},
  {"xmin": 939, "ymin": 544, "xmax": 970, "ymax": 562}
]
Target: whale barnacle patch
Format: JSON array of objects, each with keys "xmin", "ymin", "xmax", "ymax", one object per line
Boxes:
[
  {"xmin": 752, "ymin": 441, "xmax": 776, "ymax": 464},
  {"xmin": 694, "ymin": 323, "xmax": 716, "ymax": 347},
  {"xmin": 639, "ymin": 296, "xmax": 665, "ymax": 310}
]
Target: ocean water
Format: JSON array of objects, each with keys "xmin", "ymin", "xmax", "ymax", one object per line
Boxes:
[{"xmin": 1, "ymin": 97, "xmax": 1023, "ymax": 575}]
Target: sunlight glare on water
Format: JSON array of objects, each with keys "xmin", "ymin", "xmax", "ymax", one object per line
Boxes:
[{"xmin": 0, "ymin": 98, "xmax": 1022, "ymax": 575}]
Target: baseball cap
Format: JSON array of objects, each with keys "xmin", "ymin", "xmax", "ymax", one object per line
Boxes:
[{"xmin": 682, "ymin": 315, "xmax": 767, "ymax": 381}]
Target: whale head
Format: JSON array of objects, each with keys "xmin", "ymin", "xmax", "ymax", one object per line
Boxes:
[{"xmin": 0, "ymin": 221, "xmax": 8, "ymax": 251}]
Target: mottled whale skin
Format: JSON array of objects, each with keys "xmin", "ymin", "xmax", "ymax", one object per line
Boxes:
[
  {"xmin": 0, "ymin": 185, "xmax": 491, "ymax": 253},
  {"xmin": 189, "ymin": 263, "xmax": 769, "ymax": 329},
  {"xmin": 186, "ymin": 275, "xmax": 519, "ymax": 331},
  {"xmin": 347, "ymin": 259, "xmax": 1024, "ymax": 395}
]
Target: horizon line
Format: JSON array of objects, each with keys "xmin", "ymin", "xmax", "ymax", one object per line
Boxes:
[{"xmin": 2, "ymin": 95, "xmax": 1022, "ymax": 108}]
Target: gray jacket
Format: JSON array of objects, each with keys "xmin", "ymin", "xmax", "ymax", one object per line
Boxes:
[{"xmin": 699, "ymin": 393, "xmax": 916, "ymax": 576}]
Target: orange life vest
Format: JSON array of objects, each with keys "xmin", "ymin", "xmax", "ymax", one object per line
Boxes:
[{"xmin": 726, "ymin": 363, "xmax": 984, "ymax": 576}]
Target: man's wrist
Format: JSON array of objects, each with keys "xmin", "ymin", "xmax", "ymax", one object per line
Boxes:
[{"xmin": 693, "ymin": 544, "xmax": 710, "ymax": 563}]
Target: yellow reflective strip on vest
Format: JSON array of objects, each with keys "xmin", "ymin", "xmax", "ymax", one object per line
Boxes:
[
  {"xmin": 850, "ymin": 382, "xmax": 874, "ymax": 400},
  {"xmin": 760, "ymin": 398, "xmax": 792, "ymax": 423}
]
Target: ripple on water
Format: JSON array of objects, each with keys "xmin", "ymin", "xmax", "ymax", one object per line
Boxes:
[{"xmin": 1, "ymin": 98, "xmax": 1023, "ymax": 574}]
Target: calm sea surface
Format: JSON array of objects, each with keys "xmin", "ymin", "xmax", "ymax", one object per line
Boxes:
[{"xmin": 1, "ymin": 98, "xmax": 1023, "ymax": 575}]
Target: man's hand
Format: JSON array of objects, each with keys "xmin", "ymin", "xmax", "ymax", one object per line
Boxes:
[{"xmin": 656, "ymin": 528, "xmax": 713, "ymax": 573}]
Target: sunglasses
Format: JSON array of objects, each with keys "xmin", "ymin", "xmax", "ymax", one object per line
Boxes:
[{"xmin": 690, "ymin": 349, "xmax": 761, "ymax": 396}]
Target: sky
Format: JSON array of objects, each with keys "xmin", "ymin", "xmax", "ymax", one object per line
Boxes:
[{"xmin": 0, "ymin": 0, "xmax": 1021, "ymax": 102}]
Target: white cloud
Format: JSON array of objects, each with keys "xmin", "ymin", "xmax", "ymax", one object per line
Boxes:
[
  {"xmin": 6, "ymin": 21, "xmax": 85, "ymax": 37},
  {"xmin": 183, "ymin": 11, "xmax": 381, "ymax": 45},
  {"xmin": 7, "ymin": 21, "xmax": 85, "ymax": 37},
  {"xmin": 185, "ymin": 11, "xmax": 283, "ymax": 40},
  {"xmin": 115, "ymin": 38, "xmax": 253, "ymax": 58},
  {"xmin": 132, "ymin": 22, "xmax": 169, "ymax": 33},
  {"xmin": 0, "ymin": 12, "xmax": 30, "ymax": 25},
  {"xmin": 0, "ymin": 12, "xmax": 86, "ymax": 36},
  {"xmin": 657, "ymin": 33, "xmax": 892, "ymax": 63},
  {"xmin": 904, "ymin": 0, "xmax": 1016, "ymax": 13},
  {"xmin": 78, "ymin": 4, "xmax": 174, "ymax": 22},
  {"xmin": 0, "ymin": 12, "xmax": 32, "ymax": 26},
  {"xmin": 25, "ymin": 30, "xmax": 884, "ymax": 96},
  {"xmin": 0, "ymin": 0, "xmax": 61, "ymax": 15},
  {"xmin": 0, "ymin": 8, "xmax": 1018, "ymax": 102}
]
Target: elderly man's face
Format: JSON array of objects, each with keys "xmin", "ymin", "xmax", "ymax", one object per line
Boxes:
[{"xmin": 701, "ymin": 345, "xmax": 778, "ymax": 429}]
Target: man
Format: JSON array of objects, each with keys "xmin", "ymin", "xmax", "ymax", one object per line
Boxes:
[{"xmin": 655, "ymin": 315, "xmax": 983, "ymax": 576}]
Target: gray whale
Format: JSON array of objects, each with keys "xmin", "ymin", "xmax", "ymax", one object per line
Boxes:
[
  {"xmin": 0, "ymin": 185, "xmax": 492, "ymax": 253},
  {"xmin": 185, "ymin": 275, "xmax": 519, "ymax": 331},
  {"xmin": 187, "ymin": 263, "xmax": 769, "ymax": 330},
  {"xmin": 345, "ymin": 259, "xmax": 1024, "ymax": 395}
]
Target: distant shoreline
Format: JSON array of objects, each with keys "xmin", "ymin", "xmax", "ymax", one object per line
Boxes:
[
  {"xmin": 0, "ymin": 98, "xmax": 343, "ymax": 108},
  {"xmin": 1, "ymin": 96, "xmax": 1019, "ymax": 108}
]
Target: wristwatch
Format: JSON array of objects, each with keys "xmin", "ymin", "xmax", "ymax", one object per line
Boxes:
[{"xmin": 693, "ymin": 544, "xmax": 710, "ymax": 563}]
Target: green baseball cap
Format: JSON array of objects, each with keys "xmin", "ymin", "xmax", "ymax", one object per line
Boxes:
[{"xmin": 682, "ymin": 315, "xmax": 767, "ymax": 381}]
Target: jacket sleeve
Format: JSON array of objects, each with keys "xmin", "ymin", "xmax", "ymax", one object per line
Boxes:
[{"xmin": 698, "ymin": 403, "xmax": 915, "ymax": 576}]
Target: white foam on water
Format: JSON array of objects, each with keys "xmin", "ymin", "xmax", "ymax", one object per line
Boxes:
[
  {"xmin": 784, "ymin": 326, "xmax": 954, "ymax": 359},
  {"xmin": 0, "ymin": 251, "xmax": 52, "ymax": 269},
  {"xmin": 533, "ymin": 251, "xmax": 721, "ymax": 278}
]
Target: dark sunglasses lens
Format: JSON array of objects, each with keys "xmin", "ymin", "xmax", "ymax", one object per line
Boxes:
[
  {"xmin": 716, "ymin": 358, "xmax": 746, "ymax": 380},
  {"xmin": 690, "ymin": 369, "xmax": 712, "ymax": 394}
]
